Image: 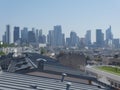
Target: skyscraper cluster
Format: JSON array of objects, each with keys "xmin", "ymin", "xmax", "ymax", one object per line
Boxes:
[
  {"xmin": 47, "ymin": 25, "xmax": 65, "ymax": 47},
  {"xmin": 2, "ymin": 25, "xmax": 10, "ymax": 44},
  {"xmin": 1, "ymin": 25, "xmax": 120, "ymax": 49},
  {"xmin": 2, "ymin": 25, "xmax": 46, "ymax": 45}
]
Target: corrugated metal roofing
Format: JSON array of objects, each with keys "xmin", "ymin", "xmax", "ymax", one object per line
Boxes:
[{"xmin": 0, "ymin": 71, "xmax": 106, "ymax": 90}]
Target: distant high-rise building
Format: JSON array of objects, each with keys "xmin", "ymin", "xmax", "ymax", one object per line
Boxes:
[
  {"xmin": 39, "ymin": 29, "xmax": 42, "ymax": 36},
  {"xmin": 96, "ymin": 29, "xmax": 104, "ymax": 47},
  {"xmin": 35, "ymin": 29, "xmax": 39, "ymax": 43},
  {"xmin": 106, "ymin": 26, "xmax": 113, "ymax": 45},
  {"xmin": 2, "ymin": 34, "xmax": 6, "ymax": 43},
  {"xmin": 42, "ymin": 35, "xmax": 46, "ymax": 44},
  {"xmin": 14, "ymin": 26, "xmax": 20, "ymax": 43},
  {"xmin": 6, "ymin": 25, "xmax": 10, "ymax": 44},
  {"xmin": 38, "ymin": 29, "xmax": 43, "ymax": 43},
  {"xmin": 28, "ymin": 31, "xmax": 36, "ymax": 43},
  {"xmin": 66, "ymin": 38, "xmax": 71, "ymax": 47},
  {"xmin": 47, "ymin": 25, "xmax": 64, "ymax": 47},
  {"xmin": 62, "ymin": 34, "xmax": 65, "ymax": 46},
  {"xmin": 113, "ymin": 39, "xmax": 119, "ymax": 48},
  {"xmin": 80, "ymin": 38, "xmax": 85, "ymax": 48},
  {"xmin": 85, "ymin": 30, "xmax": 91, "ymax": 46},
  {"xmin": 47, "ymin": 30, "xmax": 54, "ymax": 46},
  {"xmin": 32, "ymin": 28, "xmax": 35, "ymax": 33},
  {"xmin": 54, "ymin": 25, "xmax": 63, "ymax": 47},
  {"xmin": 21, "ymin": 27, "xmax": 28, "ymax": 43},
  {"xmin": 70, "ymin": 31, "xmax": 79, "ymax": 47}
]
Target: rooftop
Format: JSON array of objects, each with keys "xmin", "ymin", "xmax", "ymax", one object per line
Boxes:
[{"xmin": 0, "ymin": 71, "xmax": 106, "ymax": 90}]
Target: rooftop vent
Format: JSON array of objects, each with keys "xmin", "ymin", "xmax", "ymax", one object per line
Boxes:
[
  {"xmin": 66, "ymin": 82, "xmax": 72, "ymax": 90},
  {"xmin": 61, "ymin": 73, "xmax": 67, "ymax": 82},
  {"xmin": 30, "ymin": 85, "xmax": 37, "ymax": 89}
]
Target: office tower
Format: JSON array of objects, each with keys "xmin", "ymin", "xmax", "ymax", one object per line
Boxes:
[
  {"xmin": 70, "ymin": 31, "xmax": 78, "ymax": 47},
  {"xmin": 35, "ymin": 29, "xmax": 39, "ymax": 43},
  {"xmin": 47, "ymin": 30, "xmax": 55, "ymax": 46},
  {"xmin": 38, "ymin": 29, "xmax": 43, "ymax": 43},
  {"xmin": 66, "ymin": 38, "xmax": 71, "ymax": 47},
  {"xmin": 28, "ymin": 31, "xmax": 36, "ymax": 43},
  {"xmin": 32, "ymin": 28, "xmax": 35, "ymax": 33},
  {"xmin": 39, "ymin": 35, "xmax": 46, "ymax": 44},
  {"xmin": 21, "ymin": 27, "xmax": 28, "ymax": 43},
  {"xmin": 113, "ymin": 39, "xmax": 119, "ymax": 48},
  {"xmin": 14, "ymin": 26, "xmax": 20, "ymax": 43},
  {"xmin": 6, "ymin": 25, "xmax": 10, "ymax": 44},
  {"xmin": 62, "ymin": 34, "xmax": 65, "ymax": 46},
  {"xmin": 42, "ymin": 35, "xmax": 46, "ymax": 44},
  {"xmin": 2, "ymin": 34, "xmax": 6, "ymax": 43},
  {"xmin": 106, "ymin": 26, "xmax": 113, "ymax": 45},
  {"xmin": 39, "ymin": 29, "xmax": 42, "ymax": 37},
  {"xmin": 96, "ymin": 29, "xmax": 104, "ymax": 47},
  {"xmin": 80, "ymin": 38, "xmax": 85, "ymax": 48},
  {"xmin": 54, "ymin": 25, "xmax": 63, "ymax": 47},
  {"xmin": 85, "ymin": 30, "xmax": 91, "ymax": 46}
]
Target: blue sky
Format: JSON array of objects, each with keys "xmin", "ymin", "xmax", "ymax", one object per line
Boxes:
[{"xmin": 0, "ymin": 0, "xmax": 120, "ymax": 42}]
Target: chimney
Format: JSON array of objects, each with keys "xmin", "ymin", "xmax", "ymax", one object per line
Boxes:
[
  {"xmin": 66, "ymin": 82, "xmax": 72, "ymax": 90},
  {"xmin": 37, "ymin": 58, "xmax": 46, "ymax": 71},
  {"xmin": 61, "ymin": 73, "xmax": 67, "ymax": 82}
]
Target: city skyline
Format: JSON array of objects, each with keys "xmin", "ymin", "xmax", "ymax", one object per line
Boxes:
[
  {"xmin": 0, "ymin": 24, "xmax": 117, "ymax": 43},
  {"xmin": 0, "ymin": 0, "xmax": 120, "ymax": 42}
]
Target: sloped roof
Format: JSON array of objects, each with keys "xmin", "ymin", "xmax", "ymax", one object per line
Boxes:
[{"xmin": 0, "ymin": 71, "xmax": 106, "ymax": 90}]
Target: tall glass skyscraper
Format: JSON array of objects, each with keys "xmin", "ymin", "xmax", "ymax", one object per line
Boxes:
[
  {"xmin": 14, "ymin": 26, "xmax": 20, "ymax": 43},
  {"xmin": 106, "ymin": 26, "xmax": 113, "ymax": 45},
  {"xmin": 85, "ymin": 30, "xmax": 91, "ymax": 46},
  {"xmin": 96, "ymin": 29, "xmax": 104, "ymax": 47},
  {"xmin": 6, "ymin": 25, "xmax": 10, "ymax": 44},
  {"xmin": 54, "ymin": 25, "xmax": 63, "ymax": 47},
  {"xmin": 21, "ymin": 27, "xmax": 28, "ymax": 43}
]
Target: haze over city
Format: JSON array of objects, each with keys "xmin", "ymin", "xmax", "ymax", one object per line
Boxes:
[
  {"xmin": 1, "ymin": 0, "xmax": 120, "ymax": 90},
  {"xmin": 0, "ymin": 0, "xmax": 120, "ymax": 42}
]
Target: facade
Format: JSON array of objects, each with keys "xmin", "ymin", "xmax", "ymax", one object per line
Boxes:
[
  {"xmin": 14, "ymin": 26, "xmax": 20, "ymax": 43},
  {"xmin": 112, "ymin": 38, "xmax": 119, "ymax": 48},
  {"xmin": 2, "ymin": 34, "xmax": 6, "ymax": 43},
  {"xmin": 62, "ymin": 34, "xmax": 65, "ymax": 47},
  {"xmin": 106, "ymin": 26, "xmax": 113, "ymax": 45},
  {"xmin": 85, "ymin": 30, "xmax": 91, "ymax": 46},
  {"xmin": 6, "ymin": 25, "xmax": 10, "ymax": 44},
  {"xmin": 28, "ymin": 31, "xmax": 36, "ymax": 43},
  {"xmin": 96, "ymin": 29, "xmax": 104, "ymax": 47},
  {"xmin": 66, "ymin": 38, "xmax": 71, "ymax": 47},
  {"xmin": 47, "ymin": 25, "xmax": 64, "ymax": 47},
  {"xmin": 70, "ymin": 31, "xmax": 79, "ymax": 47},
  {"xmin": 47, "ymin": 30, "xmax": 54, "ymax": 47},
  {"xmin": 21, "ymin": 27, "xmax": 28, "ymax": 43},
  {"xmin": 54, "ymin": 25, "xmax": 63, "ymax": 47}
]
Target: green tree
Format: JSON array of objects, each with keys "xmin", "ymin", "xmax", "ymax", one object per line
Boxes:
[
  {"xmin": 0, "ymin": 51, "xmax": 5, "ymax": 55},
  {"xmin": 40, "ymin": 47, "xmax": 46, "ymax": 55}
]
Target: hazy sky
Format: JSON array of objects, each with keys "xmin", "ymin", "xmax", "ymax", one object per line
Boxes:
[{"xmin": 0, "ymin": 0, "xmax": 120, "ymax": 42}]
